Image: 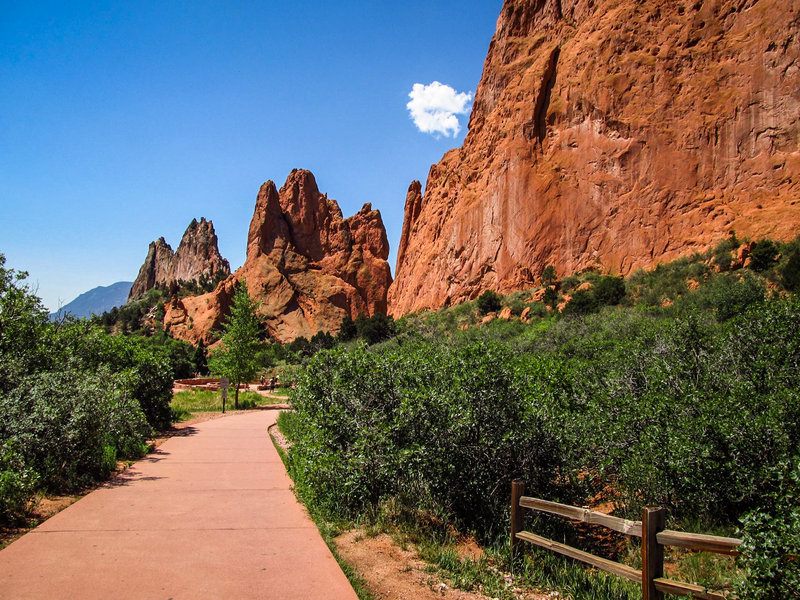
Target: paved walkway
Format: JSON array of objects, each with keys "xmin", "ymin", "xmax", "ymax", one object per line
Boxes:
[{"xmin": 0, "ymin": 411, "xmax": 358, "ymax": 600}]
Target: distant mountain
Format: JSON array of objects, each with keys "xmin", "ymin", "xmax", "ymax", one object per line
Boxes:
[{"xmin": 50, "ymin": 282, "xmax": 133, "ymax": 320}]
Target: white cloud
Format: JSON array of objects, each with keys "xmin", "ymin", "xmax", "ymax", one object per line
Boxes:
[{"xmin": 407, "ymin": 81, "xmax": 473, "ymax": 138}]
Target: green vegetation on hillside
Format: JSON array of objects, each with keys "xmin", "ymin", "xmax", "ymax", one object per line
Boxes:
[{"xmin": 282, "ymin": 234, "xmax": 800, "ymax": 599}]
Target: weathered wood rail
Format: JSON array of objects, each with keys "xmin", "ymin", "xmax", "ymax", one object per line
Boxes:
[{"xmin": 510, "ymin": 481, "xmax": 741, "ymax": 600}]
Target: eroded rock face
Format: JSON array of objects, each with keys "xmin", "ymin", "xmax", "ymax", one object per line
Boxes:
[
  {"xmin": 128, "ymin": 237, "xmax": 174, "ymax": 300},
  {"xmin": 388, "ymin": 0, "xmax": 800, "ymax": 316},
  {"xmin": 164, "ymin": 169, "xmax": 392, "ymax": 345},
  {"xmin": 129, "ymin": 218, "xmax": 230, "ymax": 300}
]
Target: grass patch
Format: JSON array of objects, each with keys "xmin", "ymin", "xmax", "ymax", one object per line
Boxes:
[
  {"xmin": 170, "ymin": 388, "xmax": 279, "ymax": 419},
  {"xmin": 515, "ymin": 547, "xmax": 644, "ymax": 599},
  {"xmin": 271, "ymin": 385, "xmax": 292, "ymax": 398},
  {"xmin": 418, "ymin": 544, "xmax": 517, "ymax": 599},
  {"xmin": 275, "ymin": 410, "xmax": 301, "ymax": 440}
]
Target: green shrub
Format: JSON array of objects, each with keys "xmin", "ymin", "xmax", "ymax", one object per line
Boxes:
[
  {"xmin": 355, "ymin": 313, "xmax": 396, "ymax": 345},
  {"xmin": 287, "ymin": 341, "xmax": 565, "ymax": 540},
  {"xmin": 541, "ymin": 265, "xmax": 557, "ymax": 286},
  {"xmin": 508, "ymin": 297, "xmax": 526, "ymax": 316},
  {"xmin": 749, "ymin": 239, "xmax": 778, "ymax": 272},
  {"xmin": 713, "ymin": 236, "xmax": 738, "ymax": 271},
  {"xmin": 0, "ymin": 255, "xmax": 51, "ymax": 394},
  {"xmin": 560, "ymin": 275, "xmax": 580, "ymax": 293},
  {"xmin": 526, "ymin": 302, "xmax": 548, "ymax": 318},
  {"xmin": 0, "ymin": 368, "xmax": 150, "ymax": 492},
  {"xmin": 286, "ymin": 295, "xmax": 800, "ymax": 539},
  {"xmin": 0, "ymin": 440, "xmax": 38, "ymax": 522},
  {"xmin": 542, "ymin": 287, "xmax": 558, "ymax": 309},
  {"xmin": 580, "ymin": 302, "xmax": 800, "ymax": 518},
  {"xmin": 562, "ymin": 289, "xmax": 598, "ymax": 315},
  {"xmin": 781, "ymin": 248, "xmax": 800, "ymax": 292},
  {"xmin": 707, "ymin": 273, "xmax": 765, "ymax": 321},
  {"xmin": 594, "ymin": 275, "xmax": 626, "ymax": 306},
  {"xmin": 736, "ymin": 461, "xmax": 800, "ymax": 599},
  {"xmin": 476, "ymin": 290, "xmax": 502, "ymax": 315},
  {"xmin": 337, "ymin": 314, "xmax": 358, "ymax": 341},
  {"xmin": 0, "ymin": 254, "xmax": 182, "ymax": 518}
]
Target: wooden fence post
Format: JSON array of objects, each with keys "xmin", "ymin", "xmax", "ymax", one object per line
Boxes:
[
  {"xmin": 511, "ymin": 480, "xmax": 525, "ymax": 561},
  {"xmin": 642, "ymin": 506, "xmax": 666, "ymax": 600}
]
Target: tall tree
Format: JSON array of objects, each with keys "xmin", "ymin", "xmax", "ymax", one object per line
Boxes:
[
  {"xmin": 0, "ymin": 254, "xmax": 50, "ymax": 392},
  {"xmin": 209, "ymin": 282, "xmax": 262, "ymax": 409},
  {"xmin": 192, "ymin": 339, "xmax": 208, "ymax": 375}
]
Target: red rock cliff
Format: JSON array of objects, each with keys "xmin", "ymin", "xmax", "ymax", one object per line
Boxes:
[
  {"xmin": 164, "ymin": 169, "xmax": 392, "ymax": 345},
  {"xmin": 389, "ymin": 0, "xmax": 800, "ymax": 316},
  {"xmin": 129, "ymin": 218, "xmax": 230, "ymax": 300}
]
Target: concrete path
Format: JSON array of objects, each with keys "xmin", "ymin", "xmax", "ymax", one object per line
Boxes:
[{"xmin": 0, "ymin": 411, "xmax": 358, "ymax": 600}]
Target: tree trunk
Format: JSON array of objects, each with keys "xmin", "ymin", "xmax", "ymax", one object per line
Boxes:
[{"xmin": 234, "ymin": 384, "xmax": 239, "ymax": 410}]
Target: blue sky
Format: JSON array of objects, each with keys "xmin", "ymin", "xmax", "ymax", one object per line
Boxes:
[{"xmin": 0, "ymin": 1, "xmax": 502, "ymax": 311}]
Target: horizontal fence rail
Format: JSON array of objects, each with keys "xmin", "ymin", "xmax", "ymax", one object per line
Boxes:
[
  {"xmin": 656, "ymin": 530, "xmax": 741, "ymax": 556},
  {"xmin": 516, "ymin": 530, "xmax": 641, "ymax": 583},
  {"xmin": 510, "ymin": 481, "xmax": 740, "ymax": 600},
  {"xmin": 519, "ymin": 496, "xmax": 643, "ymax": 537}
]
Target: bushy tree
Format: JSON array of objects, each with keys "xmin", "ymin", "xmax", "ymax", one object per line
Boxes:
[
  {"xmin": 309, "ymin": 330, "xmax": 336, "ymax": 353},
  {"xmin": 287, "ymin": 341, "xmax": 564, "ymax": 538},
  {"xmin": 781, "ymin": 248, "xmax": 800, "ymax": 292},
  {"xmin": 562, "ymin": 289, "xmax": 599, "ymax": 315},
  {"xmin": 288, "ymin": 336, "xmax": 311, "ymax": 357},
  {"xmin": 285, "ymin": 291, "xmax": 800, "ymax": 539},
  {"xmin": 0, "ymin": 254, "xmax": 189, "ymax": 521},
  {"xmin": 594, "ymin": 275, "xmax": 626, "ymax": 306},
  {"xmin": 712, "ymin": 234, "xmax": 740, "ymax": 271},
  {"xmin": 542, "ymin": 286, "xmax": 559, "ymax": 309},
  {"xmin": 0, "ymin": 440, "xmax": 38, "ymax": 521},
  {"xmin": 68, "ymin": 327, "xmax": 174, "ymax": 430},
  {"xmin": 337, "ymin": 314, "xmax": 357, "ymax": 342},
  {"xmin": 209, "ymin": 282, "xmax": 263, "ymax": 409},
  {"xmin": 541, "ymin": 264, "xmax": 557, "ymax": 286},
  {"xmin": 192, "ymin": 339, "xmax": 208, "ymax": 375},
  {"xmin": 476, "ymin": 290, "xmax": 502, "ymax": 315},
  {"xmin": 0, "ymin": 254, "xmax": 50, "ymax": 392},
  {"xmin": 355, "ymin": 312, "xmax": 396, "ymax": 345},
  {"xmin": 749, "ymin": 239, "xmax": 778, "ymax": 272},
  {"xmin": 0, "ymin": 368, "xmax": 150, "ymax": 491},
  {"xmin": 709, "ymin": 272, "xmax": 765, "ymax": 321}
]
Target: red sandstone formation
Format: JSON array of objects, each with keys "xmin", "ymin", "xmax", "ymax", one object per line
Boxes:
[
  {"xmin": 388, "ymin": 0, "xmax": 800, "ymax": 316},
  {"xmin": 129, "ymin": 218, "xmax": 230, "ymax": 300},
  {"xmin": 164, "ymin": 169, "xmax": 392, "ymax": 345}
]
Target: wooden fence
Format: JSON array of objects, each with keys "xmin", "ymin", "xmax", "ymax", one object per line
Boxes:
[{"xmin": 510, "ymin": 481, "xmax": 742, "ymax": 600}]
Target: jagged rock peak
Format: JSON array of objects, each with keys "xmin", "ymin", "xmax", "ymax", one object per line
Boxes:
[
  {"xmin": 129, "ymin": 218, "xmax": 230, "ymax": 301},
  {"xmin": 164, "ymin": 169, "xmax": 392, "ymax": 345},
  {"xmin": 395, "ymin": 181, "xmax": 423, "ymax": 277},
  {"xmin": 388, "ymin": 0, "xmax": 800, "ymax": 317},
  {"xmin": 171, "ymin": 217, "xmax": 230, "ymax": 286}
]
